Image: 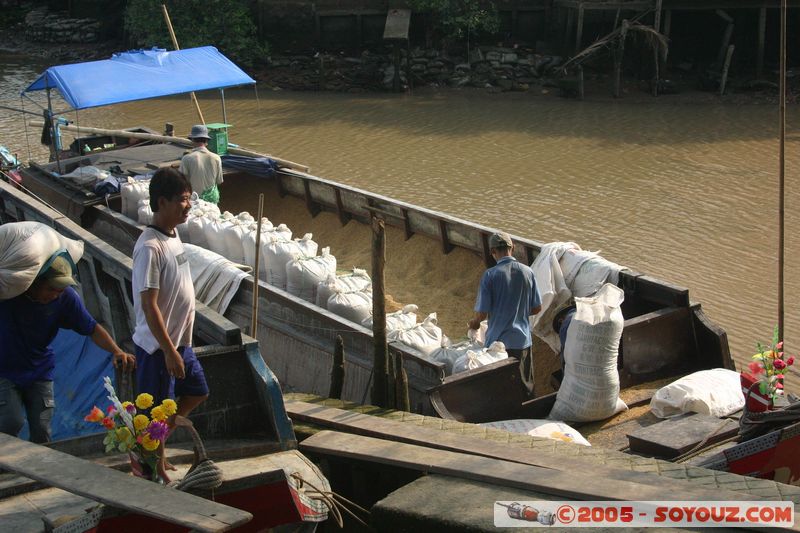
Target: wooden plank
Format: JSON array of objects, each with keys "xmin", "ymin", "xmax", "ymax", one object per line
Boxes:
[
  {"xmin": 438, "ymin": 219, "xmax": 453, "ymax": 254},
  {"xmin": 300, "ymin": 430, "xmax": 763, "ymax": 503},
  {"xmin": 285, "ymin": 401, "xmax": 765, "ymax": 501},
  {"xmin": 627, "ymin": 413, "xmax": 739, "ymax": 459},
  {"xmin": 0, "ymin": 433, "xmax": 252, "ymax": 532},
  {"xmin": 334, "ymin": 187, "xmax": 351, "ymax": 226},
  {"xmin": 195, "ymin": 301, "xmax": 242, "ymax": 346}
]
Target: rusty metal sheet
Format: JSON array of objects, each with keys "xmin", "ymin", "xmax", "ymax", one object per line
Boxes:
[{"xmin": 384, "ymin": 8, "xmax": 411, "ymax": 41}]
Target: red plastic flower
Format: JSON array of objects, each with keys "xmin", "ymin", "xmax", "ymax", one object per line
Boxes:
[
  {"xmin": 84, "ymin": 406, "xmax": 104, "ymax": 423},
  {"xmin": 788, "ymin": 356, "xmax": 795, "ymax": 366},
  {"xmin": 101, "ymin": 417, "xmax": 115, "ymax": 430},
  {"xmin": 774, "ymin": 358, "xmax": 787, "ymax": 370},
  {"xmin": 748, "ymin": 361, "xmax": 764, "ymax": 374}
]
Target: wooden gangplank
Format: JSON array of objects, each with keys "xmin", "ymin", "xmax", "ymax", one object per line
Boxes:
[
  {"xmin": 286, "ymin": 401, "xmax": 769, "ymax": 502},
  {"xmin": 0, "ymin": 433, "xmax": 252, "ymax": 532}
]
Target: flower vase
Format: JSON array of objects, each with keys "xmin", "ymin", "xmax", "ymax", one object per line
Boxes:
[{"xmin": 128, "ymin": 451, "xmax": 163, "ymax": 483}]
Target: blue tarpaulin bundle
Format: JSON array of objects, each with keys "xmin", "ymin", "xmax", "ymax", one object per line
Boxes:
[{"xmin": 221, "ymin": 154, "xmax": 279, "ymax": 179}]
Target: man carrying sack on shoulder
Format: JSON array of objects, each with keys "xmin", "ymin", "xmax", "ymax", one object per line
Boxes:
[
  {"xmin": 179, "ymin": 124, "xmax": 223, "ymax": 204},
  {"xmin": 0, "ymin": 253, "xmax": 135, "ymax": 442}
]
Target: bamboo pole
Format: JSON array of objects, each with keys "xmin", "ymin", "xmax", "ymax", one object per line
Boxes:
[
  {"xmin": 371, "ymin": 216, "xmax": 388, "ymax": 408},
  {"xmin": 161, "ymin": 4, "xmax": 205, "ymax": 125},
  {"xmin": 719, "ymin": 45, "xmax": 734, "ymax": 96},
  {"xmin": 329, "ymin": 335, "xmax": 345, "ymax": 400},
  {"xmin": 614, "ymin": 20, "xmax": 629, "ymax": 98},
  {"xmin": 779, "ymin": 0, "xmax": 786, "ymax": 342},
  {"xmin": 394, "ymin": 350, "xmax": 410, "ymax": 411},
  {"xmin": 251, "ymin": 193, "xmax": 264, "ymax": 337},
  {"xmin": 652, "ymin": 0, "xmax": 662, "ymax": 97},
  {"xmin": 29, "ymin": 121, "xmax": 310, "ymax": 172}
]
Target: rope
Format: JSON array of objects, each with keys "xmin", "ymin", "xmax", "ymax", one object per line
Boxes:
[
  {"xmin": 20, "ymin": 95, "xmax": 32, "ymax": 162},
  {"xmin": 166, "ymin": 417, "xmax": 223, "ymax": 491},
  {"xmin": 290, "ymin": 472, "xmax": 372, "ymax": 530}
]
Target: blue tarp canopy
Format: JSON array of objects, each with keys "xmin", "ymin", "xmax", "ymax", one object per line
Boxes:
[{"xmin": 24, "ymin": 46, "xmax": 255, "ymax": 110}]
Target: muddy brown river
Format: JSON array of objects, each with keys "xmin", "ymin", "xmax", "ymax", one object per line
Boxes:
[{"xmin": 3, "ymin": 52, "xmax": 800, "ymax": 390}]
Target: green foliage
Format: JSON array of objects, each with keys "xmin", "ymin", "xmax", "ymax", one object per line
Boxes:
[
  {"xmin": 124, "ymin": 0, "xmax": 267, "ymax": 68},
  {"xmin": 408, "ymin": 0, "xmax": 499, "ymax": 42}
]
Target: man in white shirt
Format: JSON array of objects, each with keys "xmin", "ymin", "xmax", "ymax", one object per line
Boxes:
[
  {"xmin": 132, "ymin": 167, "xmax": 209, "ymax": 480},
  {"xmin": 179, "ymin": 124, "xmax": 223, "ymax": 204}
]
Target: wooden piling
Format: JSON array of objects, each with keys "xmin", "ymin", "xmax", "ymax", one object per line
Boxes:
[
  {"xmin": 394, "ymin": 351, "xmax": 410, "ymax": 412},
  {"xmin": 719, "ymin": 45, "xmax": 735, "ymax": 96},
  {"xmin": 652, "ymin": 0, "xmax": 663, "ymax": 97},
  {"xmin": 371, "ymin": 217, "xmax": 389, "ymax": 408},
  {"xmin": 757, "ymin": 7, "xmax": 766, "ymax": 79},
  {"xmin": 614, "ymin": 20, "xmax": 629, "ymax": 98},
  {"xmin": 575, "ymin": 3, "xmax": 585, "ymax": 53},
  {"xmin": 329, "ymin": 335, "xmax": 345, "ymax": 400}
]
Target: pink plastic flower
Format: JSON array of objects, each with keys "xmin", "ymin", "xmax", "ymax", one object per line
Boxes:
[
  {"xmin": 776, "ymin": 382, "xmax": 784, "ymax": 389},
  {"xmin": 776, "ymin": 341, "xmax": 784, "ymax": 350},
  {"xmin": 748, "ymin": 361, "xmax": 764, "ymax": 374},
  {"xmin": 774, "ymin": 359, "xmax": 787, "ymax": 370}
]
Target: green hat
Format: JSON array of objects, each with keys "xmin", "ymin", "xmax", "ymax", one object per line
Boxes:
[{"xmin": 41, "ymin": 255, "xmax": 77, "ymax": 289}]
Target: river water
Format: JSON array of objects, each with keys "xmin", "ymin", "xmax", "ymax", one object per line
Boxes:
[{"xmin": 3, "ymin": 52, "xmax": 800, "ymax": 389}]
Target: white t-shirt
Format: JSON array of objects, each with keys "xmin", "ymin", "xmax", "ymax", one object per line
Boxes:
[{"xmin": 132, "ymin": 226, "xmax": 195, "ymax": 354}]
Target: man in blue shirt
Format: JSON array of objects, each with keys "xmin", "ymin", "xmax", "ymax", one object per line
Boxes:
[
  {"xmin": 469, "ymin": 232, "xmax": 542, "ymax": 393},
  {"xmin": 0, "ymin": 254, "xmax": 135, "ymax": 442}
]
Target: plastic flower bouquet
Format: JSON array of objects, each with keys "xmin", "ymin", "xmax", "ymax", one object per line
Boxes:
[
  {"xmin": 84, "ymin": 377, "xmax": 177, "ymax": 482},
  {"xmin": 742, "ymin": 327, "xmax": 795, "ymax": 411}
]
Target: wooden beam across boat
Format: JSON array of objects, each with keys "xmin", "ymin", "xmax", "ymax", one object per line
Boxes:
[
  {"xmin": 0, "ymin": 433, "xmax": 253, "ymax": 532},
  {"xmin": 285, "ymin": 401, "xmax": 769, "ymax": 502},
  {"xmin": 300, "ymin": 430, "xmax": 770, "ymax": 505}
]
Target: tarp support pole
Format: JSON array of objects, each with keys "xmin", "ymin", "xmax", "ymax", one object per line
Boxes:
[
  {"xmin": 220, "ymin": 88, "xmax": 228, "ymax": 126},
  {"xmin": 46, "ymin": 88, "xmax": 62, "ymax": 174},
  {"xmin": 161, "ymin": 3, "xmax": 206, "ymax": 124}
]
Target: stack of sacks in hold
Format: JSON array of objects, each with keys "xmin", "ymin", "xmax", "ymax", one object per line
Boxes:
[
  {"xmin": 264, "ymin": 233, "xmax": 318, "ymax": 289},
  {"xmin": 243, "ymin": 222, "xmax": 292, "ymax": 280},
  {"xmin": 548, "ymin": 283, "xmax": 628, "ymax": 423},
  {"xmin": 184, "ymin": 195, "xmax": 222, "ymax": 248},
  {"xmin": 327, "ymin": 288, "xmax": 373, "ymax": 324},
  {"xmin": 120, "ymin": 178, "xmax": 151, "ymax": 220},
  {"xmin": 431, "ymin": 339, "xmax": 480, "ymax": 375},
  {"xmin": 286, "ymin": 247, "xmax": 337, "ymax": 303},
  {"xmin": 221, "ymin": 212, "xmax": 255, "ymax": 265},
  {"xmin": 205, "ymin": 211, "xmax": 238, "ymax": 257},
  {"xmin": 388, "ymin": 313, "xmax": 447, "ymax": 357},
  {"xmin": 0, "ymin": 221, "xmax": 84, "ymax": 300},
  {"xmin": 452, "ymin": 341, "xmax": 508, "ymax": 374},
  {"xmin": 183, "ymin": 243, "xmax": 249, "ymax": 315},
  {"xmin": 315, "ymin": 268, "xmax": 371, "ymax": 309},
  {"xmin": 362, "ymin": 304, "xmax": 418, "ymax": 331}
]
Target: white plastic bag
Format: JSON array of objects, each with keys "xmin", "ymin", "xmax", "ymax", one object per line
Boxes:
[
  {"xmin": 431, "ymin": 339, "xmax": 480, "ymax": 375},
  {"xmin": 481, "ymin": 419, "xmax": 591, "ymax": 446},
  {"xmin": 649, "ymin": 369, "xmax": 744, "ymax": 418},
  {"xmin": 452, "ymin": 341, "xmax": 508, "ymax": 373},
  {"xmin": 362, "ymin": 304, "xmax": 418, "ymax": 330},
  {"xmin": 327, "ymin": 289, "xmax": 373, "ymax": 324},
  {"xmin": 548, "ymin": 283, "xmax": 628, "ymax": 423},
  {"xmin": 388, "ymin": 313, "xmax": 446, "ymax": 356},
  {"xmin": 0, "ymin": 222, "xmax": 84, "ymax": 300},
  {"xmin": 286, "ymin": 247, "xmax": 337, "ymax": 303},
  {"xmin": 264, "ymin": 233, "xmax": 317, "ymax": 289},
  {"xmin": 137, "ymin": 198, "xmax": 153, "ymax": 225}
]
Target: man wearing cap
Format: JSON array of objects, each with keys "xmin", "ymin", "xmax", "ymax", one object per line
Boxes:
[
  {"xmin": 0, "ymin": 254, "xmax": 136, "ymax": 442},
  {"xmin": 179, "ymin": 124, "xmax": 223, "ymax": 204},
  {"xmin": 468, "ymin": 231, "xmax": 542, "ymax": 393}
]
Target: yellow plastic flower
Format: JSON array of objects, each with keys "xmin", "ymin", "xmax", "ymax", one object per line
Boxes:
[
  {"xmin": 161, "ymin": 399, "xmax": 177, "ymax": 417},
  {"xmin": 135, "ymin": 393, "xmax": 153, "ymax": 410},
  {"xmin": 133, "ymin": 414, "xmax": 149, "ymax": 431},
  {"xmin": 141, "ymin": 434, "xmax": 160, "ymax": 452},
  {"xmin": 150, "ymin": 405, "xmax": 167, "ymax": 422},
  {"xmin": 116, "ymin": 426, "xmax": 133, "ymax": 443}
]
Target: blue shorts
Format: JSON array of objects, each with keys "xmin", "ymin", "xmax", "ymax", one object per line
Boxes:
[{"xmin": 134, "ymin": 345, "xmax": 209, "ymax": 405}]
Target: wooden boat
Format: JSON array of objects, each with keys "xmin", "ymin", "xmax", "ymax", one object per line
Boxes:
[
  {"xmin": 7, "ymin": 46, "xmax": 732, "ymax": 420},
  {"xmin": 0, "ymin": 179, "xmax": 330, "ymax": 531}
]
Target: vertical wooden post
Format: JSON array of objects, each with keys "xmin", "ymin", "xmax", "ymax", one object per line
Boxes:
[
  {"xmin": 251, "ymin": 194, "xmax": 264, "ymax": 337},
  {"xmin": 577, "ymin": 66, "xmax": 584, "ymax": 100},
  {"xmin": 779, "ymin": 0, "xmax": 787, "ymax": 342},
  {"xmin": 371, "ymin": 217, "xmax": 388, "ymax": 408},
  {"xmin": 387, "ymin": 352, "xmax": 397, "ymax": 409},
  {"xmin": 652, "ymin": 0, "xmax": 663, "ymax": 97},
  {"xmin": 393, "ymin": 42, "xmax": 401, "ymax": 92},
  {"xmin": 663, "ymin": 9, "xmax": 672, "ymax": 39},
  {"xmin": 394, "ymin": 351, "xmax": 410, "ymax": 412},
  {"xmin": 757, "ymin": 7, "xmax": 767, "ymax": 79},
  {"xmin": 329, "ymin": 335, "xmax": 345, "ymax": 400},
  {"xmin": 614, "ymin": 20, "xmax": 629, "ymax": 98},
  {"xmin": 575, "ymin": 4, "xmax": 585, "ymax": 53},
  {"xmin": 719, "ymin": 44, "xmax": 734, "ymax": 96}
]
